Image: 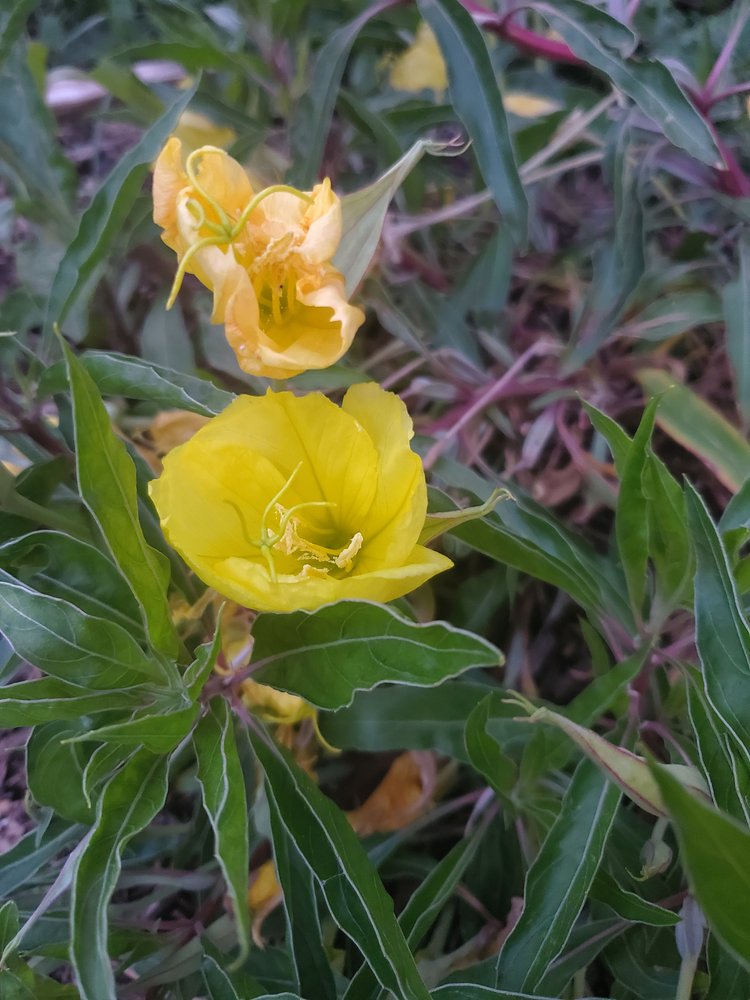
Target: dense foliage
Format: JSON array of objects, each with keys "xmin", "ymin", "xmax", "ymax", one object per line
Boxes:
[{"xmin": 2, "ymin": 1, "xmax": 750, "ymax": 998}]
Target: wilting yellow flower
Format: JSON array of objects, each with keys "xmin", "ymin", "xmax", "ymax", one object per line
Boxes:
[
  {"xmin": 152, "ymin": 139, "xmax": 364, "ymax": 379},
  {"xmin": 149, "ymin": 383, "xmax": 452, "ymax": 613},
  {"xmin": 390, "ymin": 22, "xmax": 448, "ymax": 98}
]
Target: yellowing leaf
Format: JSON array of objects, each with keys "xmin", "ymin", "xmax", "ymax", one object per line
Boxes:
[
  {"xmin": 636, "ymin": 368, "xmax": 750, "ymax": 492},
  {"xmin": 347, "ymin": 751, "xmax": 437, "ymax": 835},
  {"xmin": 506, "ymin": 694, "xmax": 709, "ymax": 817},
  {"xmin": 390, "ymin": 22, "xmax": 447, "ymax": 97},
  {"xmin": 247, "ymin": 859, "xmax": 283, "ymax": 947},
  {"xmin": 503, "ymin": 92, "xmax": 560, "ymax": 118}
]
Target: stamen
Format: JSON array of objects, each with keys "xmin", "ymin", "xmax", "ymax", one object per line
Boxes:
[{"xmin": 271, "ymin": 284, "xmax": 283, "ymax": 326}]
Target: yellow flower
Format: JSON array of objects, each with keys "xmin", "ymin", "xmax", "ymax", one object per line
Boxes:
[
  {"xmin": 152, "ymin": 139, "xmax": 364, "ymax": 379},
  {"xmin": 148, "ymin": 383, "xmax": 452, "ymax": 612},
  {"xmin": 389, "ymin": 22, "xmax": 448, "ymax": 98}
]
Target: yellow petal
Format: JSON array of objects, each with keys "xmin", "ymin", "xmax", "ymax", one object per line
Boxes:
[
  {"xmin": 152, "ymin": 136, "xmax": 187, "ymax": 250},
  {"xmin": 300, "ymin": 179, "xmax": 342, "ymax": 264},
  {"xmin": 149, "ymin": 389, "xmax": 452, "ymax": 613},
  {"xmin": 225, "ymin": 271, "xmax": 364, "ymax": 379},
  {"xmin": 342, "ymin": 382, "xmax": 426, "ymax": 569},
  {"xmin": 390, "ymin": 22, "xmax": 447, "ymax": 97},
  {"xmin": 503, "ymin": 92, "xmax": 560, "ymax": 118},
  {"xmin": 191, "ymin": 144, "xmax": 254, "ymax": 221}
]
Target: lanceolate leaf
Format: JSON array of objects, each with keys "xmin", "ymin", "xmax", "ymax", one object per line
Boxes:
[
  {"xmin": 724, "ymin": 233, "xmax": 750, "ymax": 428},
  {"xmin": 334, "ymin": 139, "xmax": 452, "ymax": 295},
  {"xmin": 0, "ymin": 530, "xmax": 143, "ymax": 637},
  {"xmin": 63, "ymin": 343, "xmax": 179, "ymax": 660},
  {"xmin": 652, "ymin": 764, "xmax": 750, "ymax": 969},
  {"xmin": 252, "ymin": 600, "xmax": 501, "ymax": 710},
  {"xmin": 70, "ymin": 749, "xmax": 170, "ymax": 1000},
  {"xmin": 616, "ymin": 401, "xmax": 657, "ymax": 617},
  {"xmin": 0, "ymin": 677, "xmax": 146, "ymax": 727},
  {"xmin": 0, "ymin": 577, "xmax": 168, "ymax": 688},
  {"xmin": 344, "ymin": 829, "xmax": 483, "ymax": 1000},
  {"xmin": 536, "ymin": 0, "xmax": 718, "ymax": 165},
  {"xmin": 40, "ymin": 351, "xmax": 234, "ymax": 417},
  {"xmin": 686, "ymin": 484, "xmax": 750, "ymax": 767},
  {"xmin": 193, "ymin": 700, "xmax": 251, "ymax": 966},
  {"xmin": 638, "ymin": 369, "xmax": 750, "ymax": 492},
  {"xmin": 250, "ymin": 726, "xmax": 431, "ymax": 1000},
  {"xmin": 267, "ymin": 797, "xmax": 337, "ymax": 1000},
  {"xmin": 419, "ymin": 0, "xmax": 528, "ymax": 242},
  {"xmin": 289, "ymin": 0, "xmax": 395, "ymax": 187},
  {"xmin": 495, "ymin": 760, "xmax": 621, "ymax": 992}
]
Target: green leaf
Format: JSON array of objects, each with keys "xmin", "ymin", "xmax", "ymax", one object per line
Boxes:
[
  {"xmin": 464, "ymin": 694, "xmax": 517, "ymax": 804},
  {"xmin": 724, "ymin": 234, "xmax": 750, "ymax": 428},
  {"xmin": 344, "ymin": 829, "xmax": 483, "ymax": 1000},
  {"xmin": 419, "ymin": 0, "xmax": 528, "ymax": 243},
  {"xmin": 250, "ymin": 726, "xmax": 431, "ymax": 1000},
  {"xmin": 536, "ymin": 916, "xmax": 628, "ymax": 996},
  {"xmin": 638, "ymin": 369, "xmax": 750, "ymax": 492},
  {"xmin": 537, "ymin": 0, "xmax": 718, "ymax": 164},
  {"xmin": 288, "ymin": 0, "xmax": 394, "ymax": 188},
  {"xmin": 46, "ymin": 81, "xmax": 197, "ymax": 328},
  {"xmin": 686, "ymin": 671, "xmax": 750, "ymax": 824},
  {"xmin": 616, "ymin": 401, "xmax": 657, "ymax": 617},
  {"xmin": 200, "ymin": 954, "xmax": 269, "ymax": 999},
  {"xmin": 591, "ymin": 870, "xmax": 679, "ymax": 926},
  {"xmin": 431, "ymin": 986, "xmax": 570, "ymax": 999},
  {"xmin": 334, "ymin": 139, "xmax": 452, "ymax": 296},
  {"xmin": 495, "ymin": 760, "xmax": 621, "ymax": 991},
  {"xmin": 184, "ymin": 622, "xmax": 224, "ymax": 700},
  {"xmin": 40, "ymin": 351, "xmax": 234, "ymax": 417},
  {"xmin": 321, "ymin": 682, "xmax": 522, "ymax": 762},
  {"xmin": 26, "ymin": 721, "xmax": 93, "ymax": 823},
  {"xmin": 621, "ymin": 290, "xmax": 722, "ymax": 342},
  {"xmin": 0, "ymin": 677, "xmax": 146, "ymax": 727},
  {"xmin": 0, "ymin": 49, "xmax": 74, "ymax": 233},
  {"xmin": 429, "ymin": 469, "xmax": 632, "ymax": 626},
  {"xmin": 0, "ymin": 577, "xmax": 167, "ymax": 688},
  {"xmin": 652, "ymin": 763, "xmax": 750, "ymax": 969},
  {"xmin": 567, "ymin": 125, "xmax": 645, "ymax": 367},
  {"xmin": 70, "ymin": 703, "xmax": 199, "ymax": 753},
  {"xmin": 252, "ymin": 600, "xmax": 501, "ymax": 710},
  {"xmin": 267, "ymin": 796, "xmax": 337, "ymax": 1000},
  {"xmin": 686, "ymin": 483, "xmax": 750, "ymax": 766},
  {"xmin": 63, "ymin": 342, "xmax": 179, "ymax": 660},
  {"xmin": 193, "ymin": 699, "xmax": 250, "ymax": 966},
  {"xmin": 707, "ymin": 934, "xmax": 750, "ymax": 999},
  {"xmin": 0, "ymin": 530, "xmax": 143, "ymax": 636},
  {"xmin": 0, "ymin": 819, "xmax": 82, "ymax": 898},
  {"xmin": 70, "ymin": 748, "xmax": 170, "ymax": 1000}
]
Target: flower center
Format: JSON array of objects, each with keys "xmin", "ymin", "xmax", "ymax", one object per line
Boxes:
[{"xmin": 225, "ymin": 462, "xmax": 363, "ymax": 583}]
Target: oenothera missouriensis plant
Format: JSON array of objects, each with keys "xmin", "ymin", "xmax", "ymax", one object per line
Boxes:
[{"xmin": 153, "ymin": 139, "xmax": 365, "ymax": 378}]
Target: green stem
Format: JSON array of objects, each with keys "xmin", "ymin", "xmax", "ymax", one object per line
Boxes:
[{"xmin": 675, "ymin": 952, "xmax": 698, "ymax": 1000}]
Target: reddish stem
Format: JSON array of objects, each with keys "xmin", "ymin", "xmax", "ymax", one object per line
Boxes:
[{"xmin": 459, "ymin": 0, "xmax": 584, "ymax": 66}]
